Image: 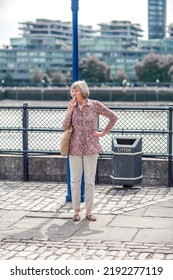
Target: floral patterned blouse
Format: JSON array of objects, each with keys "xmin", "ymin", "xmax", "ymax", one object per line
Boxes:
[{"xmin": 62, "ymin": 99, "xmax": 118, "ymax": 155}]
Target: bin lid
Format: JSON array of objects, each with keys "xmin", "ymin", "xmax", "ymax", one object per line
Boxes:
[{"xmin": 112, "ymin": 136, "xmax": 142, "ymax": 153}]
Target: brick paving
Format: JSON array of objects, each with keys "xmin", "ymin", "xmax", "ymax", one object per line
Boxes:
[
  {"xmin": 0, "ymin": 181, "xmax": 173, "ymax": 260},
  {"xmin": 0, "ymin": 181, "xmax": 172, "ymax": 214},
  {"xmin": 0, "ymin": 238, "xmax": 173, "ymax": 260}
]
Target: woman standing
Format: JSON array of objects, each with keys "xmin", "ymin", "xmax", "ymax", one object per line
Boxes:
[{"xmin": 63, "ymin": 80, "xmax": 118, "ymax": 222}]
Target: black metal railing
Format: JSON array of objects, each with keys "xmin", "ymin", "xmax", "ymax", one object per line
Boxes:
[{"xmin": 0, "ymin": 103, "xmax": 173, "ymax": 185}]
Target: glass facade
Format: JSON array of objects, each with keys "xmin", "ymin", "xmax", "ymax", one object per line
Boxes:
[
  {"xmin": 168, "ymin": 24, "xmax": 173, "ymax": 37},
  {"xmin": 140, "ymin": 37, "xmax": 173, "ymax": 53},
  {"xmin": 0, "ymin": 18, "xmax": 173, "ymax": 83},
  {"xmin": 148, "ymin": 0, "xmax": 166, "ymax": 39}
]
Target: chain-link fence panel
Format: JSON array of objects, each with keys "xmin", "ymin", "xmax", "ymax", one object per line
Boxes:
[
  {"xmin": 28, "ymin": 131, "xmax": 62, "ymax": 152},
  {"xmin": 0, "ymin": 108, "xmax": 23, "ymax": 151},
  {"xmin": 27, "ymin": 108, "xmax": 66, "ymax": 152},
  {"xmin": 28, "ymin": 109, "xmax": 66, "ymax": 129},
  {"xmin": 0, "ymin": 131, "xmax": 23, "ymax": 151},
  {"xmin": 99, "ymin": 108, "xmax": 169, "ymax": 155},
  {"xmin": 0, "ymin": 109, "xmax": 22, "ymax": 128},
  {"xmin": 99, "ymin": 109, "xmax": 168, "ymax": 130},
  {"xmin": 0, "ymin": 105, "xmax": 171, "ymax": 156}
]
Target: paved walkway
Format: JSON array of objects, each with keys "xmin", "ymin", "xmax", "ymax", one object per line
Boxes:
[{"xmin": 0, "ymin": 181, "xmax": 173, "ymax": 260}]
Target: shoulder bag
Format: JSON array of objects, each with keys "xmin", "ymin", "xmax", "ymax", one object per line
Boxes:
[{"xmin": 60, "ymin": 115, "xmax": 73, "ymax": 157}]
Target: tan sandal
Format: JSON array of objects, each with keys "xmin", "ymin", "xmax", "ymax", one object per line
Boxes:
[
  {"xmin": 73, "ymin": 213, "xmax": 81, "ymax": 221},
  {"xmin": 86, "ymin": 214, "xmax": 97, "ymax": 221}
]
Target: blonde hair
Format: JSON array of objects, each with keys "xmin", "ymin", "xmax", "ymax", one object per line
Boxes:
[{"xmin": 71, "ymin": 80, "xmax": 90, "ymax": 98}]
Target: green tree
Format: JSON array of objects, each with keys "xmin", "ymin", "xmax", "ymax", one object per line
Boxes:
[
  {"xmin": 51, "ymin": 70, "xmax": 66, "ymax": 83},
  {"xmin": 168, "ymin": 66, "xmax": 173, "ymax": 82},
  {"xmin": 135, "ymin": 53, "xmax": 173, "ymax": 83},
  {"xmin": 3, "ymin": 72, "xmax": 13, "ymax": 86},
  {"xmin": 42, "ymin": 73, "xmax": 51, "ymax": 84},
  {"xmin": 31, "ymin": 68, "xmax": 43, "ymax": 83},
  {"xmin": 114, "ymin": 69, "xmax": 129, "ymax": 82},
  {"xmin": 79, "ymin": 56, "xmax": 111, "ymax": 83},
  {"xmin": 31, "ymin": 68, "xmax": 51, "ymax": 85}
]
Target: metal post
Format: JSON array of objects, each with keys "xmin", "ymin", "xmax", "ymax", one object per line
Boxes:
[
  {"xmin": 71, "ymin": 0, "xmax": 79, "ymax": 82},
  {"xmin": 66, "ymin": 0, "xmax": 79, "ymax": 202},
  {"xmin": 168, "ymin": 104, "xmax": 173, "ymax": 187},
  {"xmin": 66, "ymin": 0, "xmax": 85, "ymax": 202},
  {"xmin": 22, "ymin": 103, "xmax": 29, "ymax": 181}
]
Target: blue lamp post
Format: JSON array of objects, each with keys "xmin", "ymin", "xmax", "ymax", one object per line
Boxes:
[
  {"xmin": 71, "ymin": 0, "xmax": 79, "ymax": 82},
  {"xmin": 66, "ymin": 0, "xmax": 85, "ymax": 202}
]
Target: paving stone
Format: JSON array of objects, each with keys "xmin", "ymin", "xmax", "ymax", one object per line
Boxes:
[
  {"xmin": 0, "ymin": 182, "xmax": 173, "ymax": 260},
  {"xmin": 134, "ymin": 228, "xmax": 173, "ymax": 243},
  {"xmin": 109, "ymin": 215, "xmax": 173, "ymax": 229}
]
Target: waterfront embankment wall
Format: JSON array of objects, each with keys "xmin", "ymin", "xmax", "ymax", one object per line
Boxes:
[{"xmin": 1, "ymin": 87, "xmax": 173, "ymax": 102}]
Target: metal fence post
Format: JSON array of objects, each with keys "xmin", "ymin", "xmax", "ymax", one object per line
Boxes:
[
  {"xmin": 168, "ymin": 104, "xmax": 173, "ymax": 187},
  {"xmin": 66, "ymin": 0, "xmax": 85, "ymax": 202},
  {"xmin": 22, "ymin": 103, "xmax": 29, "ymax": 181},
  {"xmin": 71, "ymin": 0, "xmax": 79, "ymax": 82}
]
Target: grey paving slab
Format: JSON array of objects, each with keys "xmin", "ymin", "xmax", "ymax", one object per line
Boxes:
[
  {"xmin": 0, "ymin": 210, "xmax": 27, "ymax": 230},
  {"xmin": 0, "ymin": 210, "xmax": 27, "ymax": 222},
  {"xmin": 2, "ymin": 219, "xmax": 78, "ymax": 241},
  {"xmin": 109, "ymin": 214, "xmax": 173, "ymax": 229},
  {"xmin": 74, "ymin": 225, "xmax": 137, "ymax": 241},
  {"xmin": 134, "ymin": 228, "xmax": 173, "ymax": 243},
  {"xmin": 123, "ymin": 207, "xmax": 147, "ymax": 216},
  {"xmin": 1, "ymin": 214, "xmax": 115, "ymax": 242},
  {"xmin": 144, "ymin": 199, "xmax": 173, "ymax": 218}
]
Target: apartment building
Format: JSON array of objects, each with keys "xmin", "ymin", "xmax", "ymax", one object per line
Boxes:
[
  {"xmin": 148, "ymin": 0, "xmax": 166, "ymax": 39},
  {"xmin": 0, "ymin": 17, "xmax": 173, "ymax": 84}
]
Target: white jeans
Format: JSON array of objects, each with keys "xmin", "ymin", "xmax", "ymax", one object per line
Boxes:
[{"xmin": 69, "ymin": 154, "xmax": 98, "ymax": 210}]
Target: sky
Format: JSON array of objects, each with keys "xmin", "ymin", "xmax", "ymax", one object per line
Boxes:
[{"xmin": 0, "ymin": 0, "xmax": 173, "ymax": 46}]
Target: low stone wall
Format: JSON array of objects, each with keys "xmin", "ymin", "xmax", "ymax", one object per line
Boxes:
[
  {"xmin": 0, "ymin": 155, "xmax": 168, "ymax": 187},
  {"xmin": 1, "ymin": 87, "xmax": 173, "ymax": 102}
]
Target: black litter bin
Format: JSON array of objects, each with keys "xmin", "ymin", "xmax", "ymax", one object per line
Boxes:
[{"xmin": 111, "ymin": 136, "xmax": 142, "ymax": 186}]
